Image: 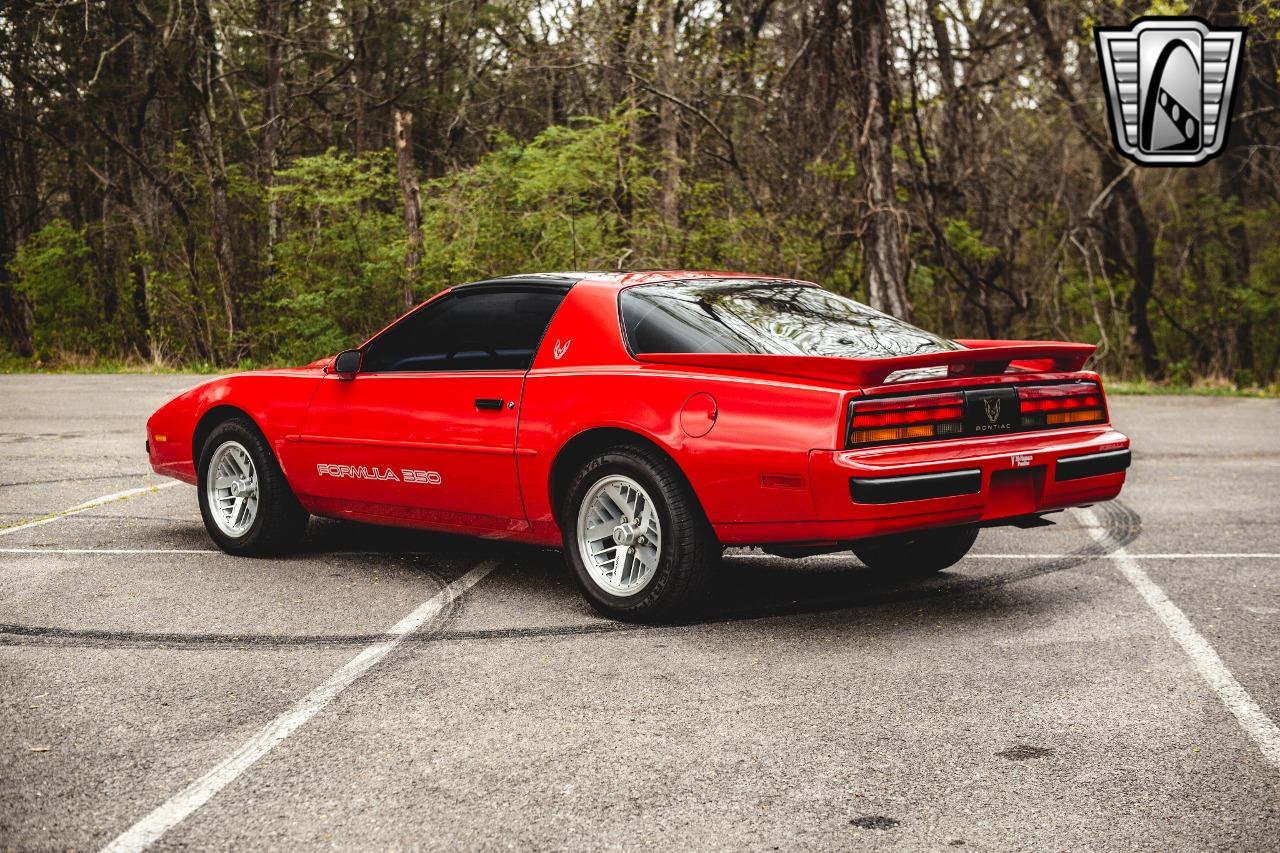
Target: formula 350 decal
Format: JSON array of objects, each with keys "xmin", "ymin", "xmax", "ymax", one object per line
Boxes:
[{"xmin": 316, "ymin": 464, "xmax": 442, "ymax": 485}]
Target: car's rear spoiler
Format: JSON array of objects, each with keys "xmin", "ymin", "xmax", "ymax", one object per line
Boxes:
[{"xmin": 634, "ymin": 340, "xmax": 1096, "ymax": 387}]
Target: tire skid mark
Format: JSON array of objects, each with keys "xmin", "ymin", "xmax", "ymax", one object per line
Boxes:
[
  {"xmin": 0, "ymin": 617, "xmax": 641, "ymax": 650},
  {"xmin": 0, "ymin": 500, "xmax": 1140, "ymax": 651}
]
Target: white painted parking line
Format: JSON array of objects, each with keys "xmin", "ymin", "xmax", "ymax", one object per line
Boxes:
[
  {"xmin": 99, "ymin": 557, "xmax": 502, "ymax": 853},
  {"xmin": 0, "ymin": 548, "xmax": 218, "ymax": 554},
  {"xmin": 0, "ymin": 482, "xmax": 183, "ymax": 537},
  {"xmin": 969, "ymin": 553, "xmax": 1280, "ymax": 559},
  {"xmin": 1074, "ymin": 507, "xmax": 1280, "ymax": 771},
  {"xmin": 728, "ymin": 552, "xmax": 1280, "ymax": 561},
  {"xmin": 4, "ymin": 547, "xmax": 1280, "ymax": 560}
]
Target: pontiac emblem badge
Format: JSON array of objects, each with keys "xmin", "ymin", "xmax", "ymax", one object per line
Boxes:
[
  {"xmin": 1095, "ymin": 17, "xmax": 1246, "ymax": 166},
  {"xmin": 984, "ymin": 397, "xmax": 1002, "ymax": 423}
]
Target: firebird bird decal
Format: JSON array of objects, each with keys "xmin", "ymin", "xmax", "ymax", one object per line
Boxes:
[
  {"xmin": 316, "ymin": 464, "xmax": 441, "ymax": 485},
  {"xmin": 553, "ymin": 338, "xmax": 571, "ymax": 360}
]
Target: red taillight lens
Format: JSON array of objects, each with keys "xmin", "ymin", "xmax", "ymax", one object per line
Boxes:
[
  {"xmin": 1017, "ymin": 383, "xmax": 1106, "ymax": 428},
  {"xmin": 849, "ymin": 392, "xmax": 965, "ymax": 446}
]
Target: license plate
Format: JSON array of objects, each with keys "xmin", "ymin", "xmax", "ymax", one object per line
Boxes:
[{"xmin": 964, "ymin": 387, "xmax": 1018, "ymax": 437}]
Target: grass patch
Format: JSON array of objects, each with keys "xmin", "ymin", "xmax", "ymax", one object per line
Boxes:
[
  {"xmin": 0, "ymin": 352, "xmax": 256, "ymax": 375},
  {"xmin": 1103, "ymin": 378, "xmax": 1280, "ymax": 398}
]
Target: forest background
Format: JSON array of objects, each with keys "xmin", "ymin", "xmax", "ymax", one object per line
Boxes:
[{"xmin": 2, "ymin": 0, "xmax": 1278, "ymax": 390}]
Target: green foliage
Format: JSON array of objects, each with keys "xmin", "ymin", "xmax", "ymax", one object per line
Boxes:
[
  {"xmin": 262, "ymin": 150, "xmax": 407, "ymax": 363},
  {"xmin": 1145, "ymin": 1, "xmax": 1191, "ymax": 16},
  {"xmin": 943, "ymin": 218, "xmax": 1001, "ymax": 265},
  {"xmin": 245, "ymin": 112, "xmax": 662, "ymax": 365},
  {"xmin": 7, "ymin": 220, "xmax": 103, "ymax": 359},
  {"xmin": 418, "ymin": 111, "xmax": 655, "ymax": 285}
]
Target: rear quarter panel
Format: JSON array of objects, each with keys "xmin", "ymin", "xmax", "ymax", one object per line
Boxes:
[{"xmin": 519, "ymin": 367, "xmax": 847, "ymax": 542}]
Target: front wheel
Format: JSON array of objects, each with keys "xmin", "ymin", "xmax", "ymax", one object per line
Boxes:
[
  {"xmin": 197, "ymin": 418, "xmax": 309, "ymax": 555},
  {"xmin": 851, "ymin": 524, "xmax": 980, "ymax": 576},
  {"xmin": 562, "ymin": 444, "xmax": 717, "ymax": 622}
]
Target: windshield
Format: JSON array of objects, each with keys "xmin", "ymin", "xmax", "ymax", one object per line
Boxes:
[{"xmin": 620, "ymin": 280, "xmax": 961, "ymax": 359}]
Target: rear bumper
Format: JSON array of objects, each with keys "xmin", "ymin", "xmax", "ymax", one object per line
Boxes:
[{"xmin": 713, "ymin": 426, "xmax": 1129, "ymax": 545}]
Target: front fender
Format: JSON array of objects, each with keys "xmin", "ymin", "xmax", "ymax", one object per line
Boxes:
[{"xmin": 147, "ymin": 369, "xmax": 324, "ymax": 484}]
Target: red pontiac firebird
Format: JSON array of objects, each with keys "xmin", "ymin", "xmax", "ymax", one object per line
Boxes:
[{"xmin": 147, "ymin": 272, "xmax": 1130, "ymax": 620}]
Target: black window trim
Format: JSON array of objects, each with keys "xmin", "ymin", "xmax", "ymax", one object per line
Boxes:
[{"xmin": 359, "ymin": 282, "xmax": 572, "ymax": 375}]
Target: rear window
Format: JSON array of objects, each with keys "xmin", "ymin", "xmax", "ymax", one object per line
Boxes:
[{"xmin": 620, "ymin": 279, "xmax": 961, "ymax": 359}]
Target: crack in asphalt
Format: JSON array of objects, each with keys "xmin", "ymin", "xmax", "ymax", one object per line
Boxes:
[{"xmin": 0, "ymin": 500, "xmax": 1140, "ymax": 651}]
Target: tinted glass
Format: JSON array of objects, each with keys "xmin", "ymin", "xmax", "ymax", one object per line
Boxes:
[
  {"xmin": 362, "ymin": 289, "xmax": 565, "ymax": 372},
  {"xmin": 620, "ymin": 280, "xmax": 960, "ymax": 359}
]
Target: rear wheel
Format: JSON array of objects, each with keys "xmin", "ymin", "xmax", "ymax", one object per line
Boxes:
[
  {"xmin": 851, "ymin": 524, "xmax": 979, "ymax": 576},
  {"xmin": 562, "ymin": 444, "xmax": 717, "ymax": 622},
  {"xmin": 197, "ymin": 418, "xmax": 308, "ymax": 555}
]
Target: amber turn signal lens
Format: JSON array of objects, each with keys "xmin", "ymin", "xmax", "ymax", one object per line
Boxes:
[
  {"xmin": 850, "ymin": 424, "xmax": 938, "ymax": 444},
  {"xmin": 1046, "ymin": 408, "xmax": 1104, "ymax": 425}
]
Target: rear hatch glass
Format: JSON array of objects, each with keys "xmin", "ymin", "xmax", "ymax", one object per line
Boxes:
[{"xmin": 620, "ymin": 279, "xmax": 961, "ymax": 359}]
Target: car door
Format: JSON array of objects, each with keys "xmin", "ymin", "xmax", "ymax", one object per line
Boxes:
[{"xmin": 286, "ymin": 285, "xmax": 567, "ymax": 534}]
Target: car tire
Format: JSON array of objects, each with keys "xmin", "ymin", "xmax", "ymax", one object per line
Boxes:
[
  {"xmin": 197, "ymin": 418, "xmax": 309, "ymax": 555},
  {"xmin": 851, "ymin": 524, "xmax": 979, "ymax": 576},
  {"xmin": 561, "ymin": 444, "xmax": 717, "ymax": 622}
]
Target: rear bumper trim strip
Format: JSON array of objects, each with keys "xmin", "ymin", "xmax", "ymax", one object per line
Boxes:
[
  {"xmin": 850, "ymin": 468, "xmax": 982, "ymax": 505},
  {"xmin": 1054, "ymin": 449, "xmax": 1132, "ymax": 481}
]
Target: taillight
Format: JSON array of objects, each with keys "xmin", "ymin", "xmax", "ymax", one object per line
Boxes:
[
  {"xmin": 1017, "ymin": 382, "xmax": 1106, "ymax": 428},
  {"xmin": 849, "ymin": 392, "xmax": 964, "ymax": 446}
]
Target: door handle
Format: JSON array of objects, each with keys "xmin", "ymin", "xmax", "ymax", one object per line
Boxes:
[{"xmin": 474, "ymin": 398, "xmax": 504, "ymax": 411}]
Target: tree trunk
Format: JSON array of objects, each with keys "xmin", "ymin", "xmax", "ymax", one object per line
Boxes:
[
  {"xmin": 192, "ymin": 0, "xmax": 241, "ymax": 356},
  {"xmin": 0, "ymin": 162, "xmax": 35, "ymax": 355},
  {"xmin": 0, "ymin": 29, "xmax": 37, "ymax": 357},
  {"xmin": 605, "ymin": 0, "xmax": 640, "ymax": 107},
  {"xmin": 656, "ymin": 0, "xmax": 680, "ymax": 239},
  {"xmin": 394, "ymin": 109, "xmax": 423, "ymax": 311},
  {"xmin": 1219, "ymin": 142, "xmax": 1255, "ymax": 377},
  {"xmin": 850, "ymin": 0, "xmax": 911, "ymax": 319},
  {"xmin": 1025, "ymin": 0, "xmax": 1160, "ymax": 377},
  {"xmin": 258, "ymin": 0, "xmax": 288, "ymax": 262},
  {"xmin": 197, "ymin": 124, "xmax": 240, "ymax": 354},
  {"xmin": 1112, "ymin": 175, "xmax": 1159, "ymax": 377},
  {"xmin": 350, "ymin": 2, "xmax": 375, "ymax": 153}
]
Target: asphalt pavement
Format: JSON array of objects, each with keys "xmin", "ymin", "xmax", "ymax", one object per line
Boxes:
[{"xmin": 1, "ymin": 374, "xmax": 1277, "ymax": 851}]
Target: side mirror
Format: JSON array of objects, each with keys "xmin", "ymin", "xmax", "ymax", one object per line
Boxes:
[{"xmin": 332, "ymin": 349, "xmax": 362, "ymax": 380}]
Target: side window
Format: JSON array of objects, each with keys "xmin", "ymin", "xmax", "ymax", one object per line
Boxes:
[{"xmin": 362, "ymin": 289, "xmax": 565, "ymax": 373}]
